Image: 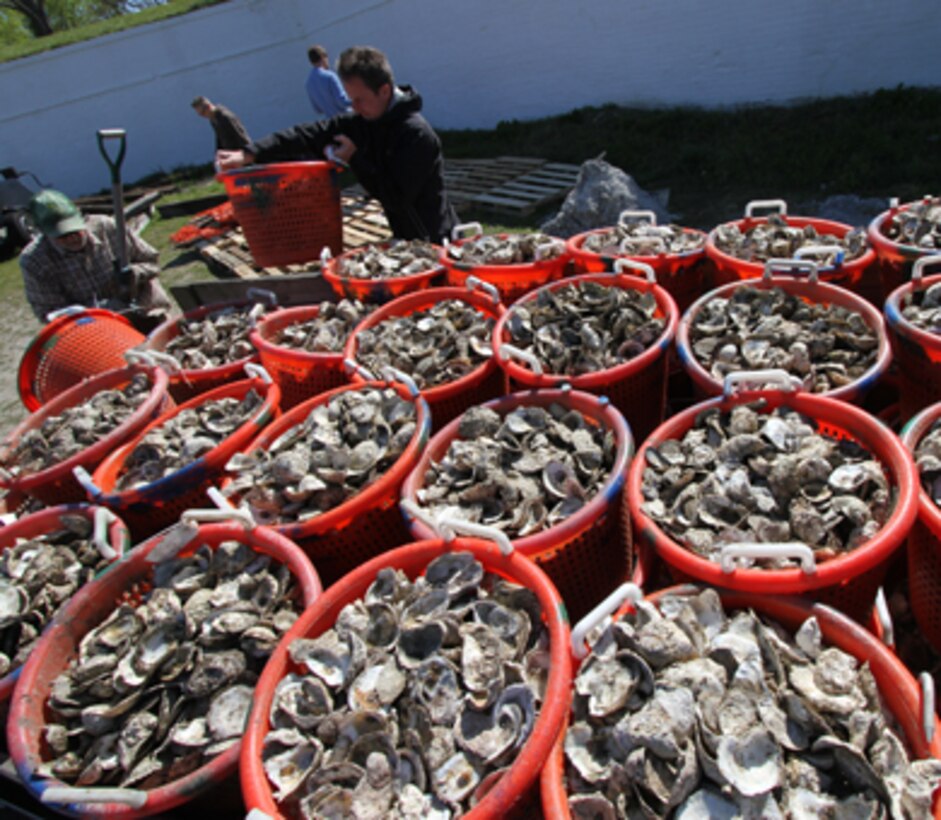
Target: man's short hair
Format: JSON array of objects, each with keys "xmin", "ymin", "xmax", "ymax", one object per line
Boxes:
[
  {"xmin": 337, "ymin": 46, "xmax": 394, "ymax": 93},
  {"xmin": 307, "ymin": 45, "xmax": 327, "ymax": 66},
  {"xmin": 191, "ymin": 96, "xmax": 210, "ymax": 110}
]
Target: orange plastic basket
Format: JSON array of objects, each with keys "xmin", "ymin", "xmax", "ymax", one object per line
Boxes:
[
  {"xmin": 627, "ymin": 383, "xmax": 919, "ymax": 621},
  {"xmin": 1, "ymin": 365, "xmax": 171, "ymax": 506},
  {"xmin": 18, "ymin": 308, "xmax": 146, "ymax": 412},
  {"xmin": 218, "ymin": 161, "xmax": 342, "ymax": 267},
  {"xmin": 676, "ymin": 264, "xmax": 892, "ymax": 405},
  {"xmin": 442, "ymin": 228, "xmax": 570, "ymax": 305},
  {"xmin": 0, "ymin": 503, "xmax": 129, "ymax": 705},
  {"xmin": 869, "ymin": 197, "xmax": 941, "ymax": 300},
  {"xmin": 221, "ymin": 379, "xmax": 431, "ymax": 588},
  {"xmin": 85, "ymin": 376, "xmax": 280, "ymax": 541},
  {"xmin": 401, "ymin": 389, "xmax": 634, "ymax": 621},
  {"xmin": 322, "ymin": 240, "xmax": 446, "ymax": 304},
  {"xmin": 541, "ymin": 585, "xmax": 941, "ymax": 818},
  {"xmin": 492, "ymin": 270, "xmax": 678, "ymax": 446},
  {"xmin": 249, "ymin": 305, "xmax": 349, "ymax": 411},
  {"xmin": 8, "ymin": 519, "xmax": 321, "ymax": 819},
  {"xmin": 344, "ymin": 284, "xmax": 508, "ymax": 433},
  {"xmin": 884, "ymin": 260, "xmax": 941, "ymax": 422},
  {"xmin": 241, "ymin": 536, "xmax": 572, "ymax": 820}
]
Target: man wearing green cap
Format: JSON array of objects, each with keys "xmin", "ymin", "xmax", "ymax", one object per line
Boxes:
[{"xmin": 19, "ymin": 189, "xmax": 171, "ymax": 326}]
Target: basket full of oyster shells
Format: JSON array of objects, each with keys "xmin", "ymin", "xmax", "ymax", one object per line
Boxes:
[
  {"xmin": 240, "ymin": 540, "xmax": 572, "ymax": 820},
  {"xmin": 541, "ymin": 584, "xmax": 941, "ymax": 819},
  {"xmin": 7, "ymin": 513, "xmax": 322, "ymax": 819},
  {"xmin": 628, "ymin": 371, "xmax": 919, "ymax": 620},
  {"xmin": 869, "ymin": 195, "xmax": 941, "ymax": 295},
  {"xmin": 322, "ymin": 240, "xmax": 446, "ymax": 303},
  {"xmin": 677, "ymin": 258, "xmax": 891, "ymax": 404}
]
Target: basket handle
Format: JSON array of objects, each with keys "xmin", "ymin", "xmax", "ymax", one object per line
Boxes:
[
  {"xmin": 381, "ymin": 366, "xmax": 420, "ymax": 397},
  {"xmin": 344, "ymin": 357, "xmax": 376, "ymax": 382},
  {"xmin": 498, "ymin": 343, "xmax": 544, "ymax": 375},
  {"xmin": 570, "ymin": 582, "xmax": 643, "ymax": 660},
  {"xmin": 45, "ymin": 305, "xmax": 91, "ymax": 322},
  {"xmin": 178, "ymin": 486, "xmax": 255, "ymax": 529},
  {"xmin": 618, "ymin": 209, "xmax": 657, "ymax": 227},
  {"xmin": 920, "ymin": 671, "xmax": 936, "ymax": 745},
  {"xmin": 435, "ymin": 513, "xmax": 514, "ymax": 556},
  {"xmin": 452, "ymin": 222, "xmax": 482, "ymax": 241},
  {"xmin": 723, "ymin": 369, "xmax": 801, "ymax": 397},
  {"xmin": 92, "ymin": 507, "xmax": 122, "ymax": 561},
  {"xmin": 911, "ymin": 253, "xmax": 941, "ymax": 284},
  {"xmin": 246, "ymin": 287, "xmax": 278, "ymax": 307},
  {"xmin": 794, "ymin": 244, "xmax": 846, "ymax": 267},
  {"xmin": 320, "ymin": 246, "xmax": 333, "ymax": 264},
  {"xmin": 123, "ymin": 349, "xmax": 156, "ymax": 367},
  {"xmin": 465, "ymin": 275, "xmax": 501, "ymax": 305},
  {"xmin": 246, "ymin": 811, "xmax": 275, "ymax": 820},
  {"xmin": 873, "ymin": 586, "xmax": 895, "ymax": 648},
  {"xmin": 401, "ymin": 498, "xmax": 440, "ymax": 532},
  {"xmin": 744, "ymin": 199, "xmax": 788, "ymax": 218},
  {"xmin": 72, "ymin": 466, "xmax": 102, "ymax": 499},
  {"xmin": 613, "ymin": 258, "xmax": 656, "ymax": 282},
  {"xmin": 534, "ymin": 239, "xmax": 565, "ymax": 261},
  {"xmin": 244, "ymin": 362, "xmax": 273, "ymax": 384},
  {"xmin": 40, "ymin": 786, "xmax": 147, "ymax": 808},
  {"xmin": 719, "ymin": 541, "xmax": 816, "ymax": 574},
  {"xmin": 144, "ymin": 349, "xmax": 182, "ymax": 373},
  {"xmin": 762, "ymin": 258, "xmax": 820, "ymax": 283}
]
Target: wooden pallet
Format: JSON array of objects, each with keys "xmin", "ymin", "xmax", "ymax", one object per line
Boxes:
[{"xmin": 444, "ymin": 156, "xmax": 582, "ymax": 215}]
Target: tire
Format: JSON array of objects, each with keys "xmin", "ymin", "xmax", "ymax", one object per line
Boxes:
[{"xmin": 8, "ymin": 210, "xmax": 34, "ymax": 246}]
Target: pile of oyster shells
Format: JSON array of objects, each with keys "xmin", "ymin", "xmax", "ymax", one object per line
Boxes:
[
  {"xmin": 273, "ymin": 300, "xmax": 371, "ymax": 353},
  {"xmin": 563, "ymin": 587, "xmax": 941, "ymax": 818},
  {"xmin": 913, "ymin": 420, "xmax": 941, "ymax": 507},
  {"xmin": 1, "ymin": 373, "xmax": 152, "ymax": 477},
  {"xmin": 165, "ymin": 303, "xmax": 268, "ymax": 370},
  {"xmin": 640, "ymin": 404, "xmax": 891, "ymax": 563},
  {"xmin": 223, "ymin": 387, "xmax": 417, "ymax": 524},
  {"xmin": 712, "ymin": 214, "xmax": 868, "ymax": 265},
  {"xmin": 339, "ymin": 240, "xmax": 441, "ymax": 279},
  {"xmin": 416, "ymin": 403, "xmax": 615, "ymax": 538},
  {"xmin": 688, "ymin": 286, "xmax": 879, "ymax": 391},
  {"xmin": 446, "ymin": 233, "xmax": 563, "ymax": 265},
  {"xmin": 352, "ymin": 299, "xmax": 494, "ymax": 389},
  {"xmin": 38, "ymin": 540, "xmax": 303, "ymax": 790},
  {"xmin": 881, "ymin": 196, "xmax": 941, "ymax": 250},
  {"xmin": 502, "ymin": 281, "xmax": 665, "ymax": 375},
  {"xmin": 898, "ymin": 281, "xmax": 941, "ymax": 334},
  {"xmin": 115, "ymin": 390, "xmax": 264, "ymax": 491},
  {"xmin": 581, "ymin": 222, "xmax": 705, "ymax": 256},
  {"xmin": 262, "ymin": 551, "xmax": 550, "ymax": 817},
  {"xmin": 0, "ymin": 515, "xmax": 114, "ymax": 676}
]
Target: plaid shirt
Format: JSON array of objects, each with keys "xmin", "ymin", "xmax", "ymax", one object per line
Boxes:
[{"xmin": 20, "ymin": 214, "xmax": 169, "ymax": 321}]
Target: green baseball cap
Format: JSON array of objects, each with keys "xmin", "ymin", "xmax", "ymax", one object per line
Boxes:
[{"xmin": 28, "ymin": 189, "xmax": 86, "ymax": 238}]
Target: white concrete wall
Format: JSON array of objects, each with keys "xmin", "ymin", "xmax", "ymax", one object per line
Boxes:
[{"xmin": 2, "ymin": 0, "xmax": 939, "ymax": 198}]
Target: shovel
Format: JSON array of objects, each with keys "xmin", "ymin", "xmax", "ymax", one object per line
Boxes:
[{"xmin": 96, "ymin": 128, "xmax": 136, "ymax": 302}]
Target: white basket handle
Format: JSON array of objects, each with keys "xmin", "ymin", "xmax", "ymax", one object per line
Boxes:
[
  {"xmin": 723, "ymin": 369, "xmax": 801, "ymax": 397},
  {"xmin": 452, "ymin": 222, "xmax": 482, "ymax": 241},
  {"xmin": 180, "ymin": 505, "xmax": 255, "ymax": 530},
  {"xmin": 92, "ymin": 507, "xmax": 121, "ymax": 561},
  {"xmin": 912, "ymin": 253, "xmax": 941, "ymax": 284},
  {"xmin": 719, "ymin": 541, "xmax": 816, "ymax": 574},
  {"xmin": 873, "ymin": 586, "xmax": 895, "ymax": 648},
  {"xmin": 246, "ymin": 811, "xmax": 275, "ymax": 820},
  {"xmin": 571, "ymin": 583, "xmax": 643, "ymax": 659},
  {"xmin": 343, "ymin": 357, "xmax": 376, "ymax": 382},
  {"xmin": 763, "ymin": 258, "xmax": 820, "ymax": 284},
  {"xmin": 44, "ymin": 305, "xmax": 89, "ymax": 322},
  {"xmin": 618, "ymin": 209, "xmax": 657, "ymax": 227},
  {"xmin": 436, "ymin": 514, "xmax": 514, "ymax": 556},
  {"xmin": 745, "ymin": 199, "xmax": 788, "ymax": 218},
  {"xmin": 320, "ymin": 246, "xmax": 333, "ymax": 264},
  {"xmin": 40, "ymin": 787, "xmax": 147, "ymax": 808},
  {"xmin": 381, "ymin": 366, "xmax": 420, "ymax": 397},
  {"xmin": 465, "ymin": 275, "xmax": 501, "ymax": 305},
  {"xmin": 400, "ymin": 498, "xmax": 440, "ymax": 533},
  {"xmin": 144, "ymin": 349, "xmax": 182, "ymax": 374},
  {"xmin": 794, "ymin": 244, "xmax": 846, "ymax": 268},
  {"xmin": 72, "ymin": 465, "xmax": 101, "ymax": 498},
  {"xmin": 613, "ymin": 258, "xmax": 656, "ymax": 282},
  {"xmin": 123, "ymin": 349, "xmax": 156, "ymax": 367},
  {"xmin": 534, "ymin": 239, "xmax": 565, "ymax": 261},
  {"xmin": 498, "ymin": 343, "xmax": 544, "ymax": 376},
  {"xmin": 920, "ymin": 671, "xmax": 936, "ymax": 745},
  {"xmin": 244, "ymin": 362, "xmax": 273, "ymax": 384}
]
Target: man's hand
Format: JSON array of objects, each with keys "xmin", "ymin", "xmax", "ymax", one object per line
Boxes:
[
  {"xmin": 326, "ymin": 134, "xmax": 356, "ymax": 165},
  {"xmin": 216, "ymin": 150, "xmax": 254, "ymax": 170}
]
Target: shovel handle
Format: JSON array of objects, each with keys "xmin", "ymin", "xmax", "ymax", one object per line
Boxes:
[{"xmin": 96, "ymin": 130, "xmax": 127, "ymax": 184}]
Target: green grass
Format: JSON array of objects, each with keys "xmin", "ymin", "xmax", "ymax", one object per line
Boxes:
[{"xmin": 0, "ymin": 0, "xmax": 227, "ymax": 63}]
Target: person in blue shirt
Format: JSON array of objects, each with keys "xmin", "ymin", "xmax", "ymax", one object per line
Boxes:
[{"xmin": 305, "ymin": 45, "xmax": 351, "ymax": 119}]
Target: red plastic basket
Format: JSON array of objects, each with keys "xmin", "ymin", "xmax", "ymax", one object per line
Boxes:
[
  {"xmin": 676, "ymin": 265, "xmax": 891, "ymax": 405},
  {"xmin": 884, "ymin": 261, "xmax": 941, "ymax": 422},
  {"xmin": 144, "ymin": 297, "xmax": 274, "ymax": 403},
  {"xmin": 627, "ymin": 384, "xmax": 919, "ymax": 621},
  {"xmin": 241, "ymin": 536, "xmax": 572, "ymax": 820},
  {"xmin": 401, "ymin": 389, "xmax": 634, "ymax": 621},
  {"xmin": 344, "ymin": 284, "xmax": 508, "ymax": 433},
  {"xmin": 218, "ymin": 162, "xmax": 342, "ymax": 267},
  {"xmin": 221, "ymin": 379, "xmax": 431, "ymax": 588},
  {"xmin": 441, "ymin": 228, "xmax": 570, "ymax": 305},
  {"xmin": 492, "ymin": 271, "xmax": 678, "ymax": 446},
  {"xmin": 85, "ymin": 376, "xmax": 280, "ymax": 541},
  {"xmin": 18, "ymin": 308, "xmax": 146, "ymax": 412},
  {"xmin": 249, "ymin": 305, "xmax": 350, "ymax": 411},
  {"xmin": 8, "ymin": 519, "xmax": 321, "ymax": 819},
  {"xmin": 541, "ymin": 585, "xmax": 941, "ymax": 818},
  {"xmin": 0, "ymin": 503, "xmax": 129, "ymax": 705},
  {"xmin": 322, "ymin": 240, "xmax": 446, "ymax": 304},
  {"xmin": 869, "ymin": 197, "xmax": 941, "ymax": 300}
]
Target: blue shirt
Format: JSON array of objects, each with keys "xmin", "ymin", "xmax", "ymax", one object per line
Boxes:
[{"xmin": 306, "ymin": 67, "xmax": 351, "ymax": 118}]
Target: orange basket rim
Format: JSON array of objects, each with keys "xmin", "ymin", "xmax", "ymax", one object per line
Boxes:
[
  {"xmin": 566, "ymin": 225, "xmax": 707, "ymax": 261},
  {"xmin": 323, "ymin": 240, "xmax": 445, "ymax": 286},
  {"xmin": 250, "ymin": 305, "xmax": 347, "ymax": 366},
  {"xmin": 441, "ymin": 233, "xmax": 570, "ymax": 274}
]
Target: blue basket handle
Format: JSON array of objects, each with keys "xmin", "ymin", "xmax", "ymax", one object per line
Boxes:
[
  {"xmin": 570, "ymin": 582, "xmax": 643, "ymax": 659},
  {"xmin": 72, "ymin": 466, "xmax": 102, "ymax": 499}
]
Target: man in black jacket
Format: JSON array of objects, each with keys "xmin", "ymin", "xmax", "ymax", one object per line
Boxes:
[
  {"xmin": 191, "ymin": 96, "xmax": 251, "ymax": 152},
  {"xmin": 217, "ymin": 47, "xmax": 457, "ymax": 244}
]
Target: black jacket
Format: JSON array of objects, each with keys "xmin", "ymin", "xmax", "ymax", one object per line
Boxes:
[
  {"xmin": 211, "ymin": 105, "xmax": 251, "ymax": 151},
  {"xmin": 248, "ymin": 86, "xmax": 457, "ymax": 243}
]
